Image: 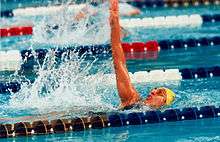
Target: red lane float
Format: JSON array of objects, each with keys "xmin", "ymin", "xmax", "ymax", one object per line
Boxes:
[
  {"xmin": 125, "ymin": 52, "xmax": 158, "ymax": 60},
  {"xmin": 0, "ymin": 26, "xmax": 33, "ymax": 37},
  {"xmin": 121, "ymin": 41, "xmax": 159, "ymax": 59},
  {"xmin": 0, "ymin": 25, "xmax": 160, "ymax": 54},
  {"xmin": 122, "ymin": 41, "xmax": 159, "ymax": 52},
  {"xmin": 145, "ymin": 40, "xmax": 160, "ymax": 51}
]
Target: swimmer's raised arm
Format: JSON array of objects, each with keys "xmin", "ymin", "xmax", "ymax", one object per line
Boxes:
[{"xmin": 110, "ymin": 0, "xmax": 140, "ymax": 108}]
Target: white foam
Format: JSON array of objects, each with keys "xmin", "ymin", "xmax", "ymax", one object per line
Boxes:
[{"xmin": 9, "ymin": 53, "xmax": 115, "ymax": 114}]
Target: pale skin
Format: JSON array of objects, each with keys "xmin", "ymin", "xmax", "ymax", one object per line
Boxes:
[
  {"xmin": 110, "ymin": 0, "xmax": 140, "ymax": 108},
  {"xmin": 110, "ymin": 0, "xmax": 167, "ymax": 109}
]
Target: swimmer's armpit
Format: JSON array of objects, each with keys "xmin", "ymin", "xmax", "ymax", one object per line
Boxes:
[
  {"xmin": 120, "ymin": 103, "xmax": 142, "ymax": 111},
  {"xmin": 120, "ymin": 26, "xmax": 130, "ymax": 38}
]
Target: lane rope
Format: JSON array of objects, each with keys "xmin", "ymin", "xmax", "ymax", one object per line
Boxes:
[
  {"xmin": 120, "ymin": 14, "xmax": 203, "ymax": 28},
  {"xmin": 0, "ymin": 26, "xmax": 33, "ymax": 37},
  {"xmin": 1, "ymin": 14, "xmax": 220, "ymax": 37},
  {"xmin": 0, "ymin": 105, "xmax": 219, "ymax": 138},
  {"xmin": 0, "ymin": 36, "xmax": 220, "ymax": 71},
  {"xmin": 0, "ymin": 3, "xmax": 86, "ymax": 17},
  {"xmin": 1, "ymin": 0, "xmax": 220, "ymax": 17},
  {"xmin": 13, "ymin": 4, "xmax": 86, "ymax": 17},
  {"xmin": 120, "ymin": 14, "xmax": 220, "ymax": 28},
  {"xmin": 127, "ymin": 0, "xmax": 220, "ymax": 8},
  {"xmin": 0, "ymin": 66, "xmax": 219, "ymax": 94}
]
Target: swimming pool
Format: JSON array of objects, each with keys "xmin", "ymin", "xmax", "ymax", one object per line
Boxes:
[
  {"xmin": 1, "ymin": 118, "xmax": 220, "ymax": 142},
  {"xmin": 1, "ymin": 0, "xmax": 220, "ymax": 141}
]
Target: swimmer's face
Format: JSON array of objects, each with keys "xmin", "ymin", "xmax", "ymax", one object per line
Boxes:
[{"xmin": 144, "ymin": 88, "xmax": 167, "ymax": 109}]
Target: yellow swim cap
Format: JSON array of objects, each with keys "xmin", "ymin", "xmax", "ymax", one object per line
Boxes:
[{"xmin": 164, "ymin": 88, "xmax": 176, "ymax": 106}]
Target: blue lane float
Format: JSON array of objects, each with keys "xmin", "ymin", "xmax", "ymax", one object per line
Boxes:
[
  {"xmin": 19, "ymin": 36, "xmax": 220, "ymax": 62},
  {"xmin": 0, "ymin": 66, "xmax": 219, "ymax": 94},
  {"xmin": 0, "ymin": 36, "xmax": 219, "ymax": 71},
  {"xmin": 127, "ymin": 0, "xmax": 219, "ymax": 8},
  {"xmin": 0, "ymin": 105, "xmax": 219, "ymax": 138},
  {"xmin": 1, "ymin": 0, "xmax": 218, "ymax": 18},
  {"xmin": 202, "ymin": 14, "xmax": 220, "ymax": 23},
  {"xmin": 1, "ymin": 2, "xmax": 220, "ymax": 21},
  {"xmin": 158, "ymin": 36, "xmax": 220, "ymax": 50},
  {"xmin": 0, "ymin": 35, "xmax": 213, "ymax": 72},
  {"xmin": 0, "ymin": 10, "xmax": 14, "ymax": 17},
  {"xmin": 179, "ymin": 66, "xmax": 220, "ymax": 79}
]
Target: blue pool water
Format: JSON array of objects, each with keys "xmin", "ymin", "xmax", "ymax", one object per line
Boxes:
[
  {"xmin": 1, "ymin": 1, "xmax": 220, "ymax": 142},
  {"xmin": 1, "ymin": 118, "xmax": 220, "ymax": 142},
  {"xmin": 51, "ymin": 118, "xmax": 216, "ymax": 142},
  {"xmin": 1, "ymin": 5, "xmax": 220, "ymax": 50}
]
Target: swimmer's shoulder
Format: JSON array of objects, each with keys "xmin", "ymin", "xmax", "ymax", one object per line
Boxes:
[{"xmin": 120, "ymin": 102, "xmax": 152, "ymax": 111}]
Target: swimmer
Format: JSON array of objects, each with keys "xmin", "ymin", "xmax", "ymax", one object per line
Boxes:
[
  {"xmin": 46, "ymin": 1, "xmax": 139, "ymax": 34},
  {"xmin": 75, "ymin": 0, "xmax": 140, "ymax": 20},
  {"xmin": 0, "ymin": 1, "xmax": 172, "ymax": 123},
  {"xmin": 110, "ymin": 0, "xmax": 176, "ymax": 110},
  {"xmin": 119, "ymin": 2, "xmax": 141, "ymax": 17}
]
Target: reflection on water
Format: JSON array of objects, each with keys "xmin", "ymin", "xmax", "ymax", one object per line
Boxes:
[
  {"xmin": 0, "ymin": 1, "xmax": 219, "ymax": 130},
  {"xmin": 3, "ymin": 118, "xmax": 220, "ymax": 142}
]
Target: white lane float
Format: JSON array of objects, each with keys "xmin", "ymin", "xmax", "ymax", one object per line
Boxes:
[
  {"xmin": 13, "ymin": 4, "xmax": 86, "ymax": 16},
  {"xmin": 120, "ymin": 14, "xmax": 203, "ymax": 28},
  {"xmin": 0, "ymin": 50, "xmax": 22, "ymax": 71},
  {"xmin": 0, "ymin": 49, "xmax": 182, "ymax": 82}
]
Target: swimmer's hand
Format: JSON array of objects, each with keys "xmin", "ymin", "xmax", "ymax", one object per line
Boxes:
[{"xmin": 121, "ymin": 9, "xmax": 141, "ymax": 17}]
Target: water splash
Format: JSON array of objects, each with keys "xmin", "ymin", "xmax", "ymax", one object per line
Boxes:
[
  {"xmin": 32, "ymin": 2, "xmax": 110, "ymax": 46},
  {"xmin": 9, "ymin": 50, "xmax": 117, "ymax": 116},
  {"xmin": 177, "ymin": 136, "xmax": 220, "ymax": 142},
  {"xmin": 5, "ymin": 2, "xmax": 116, "ymax": 119}
]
